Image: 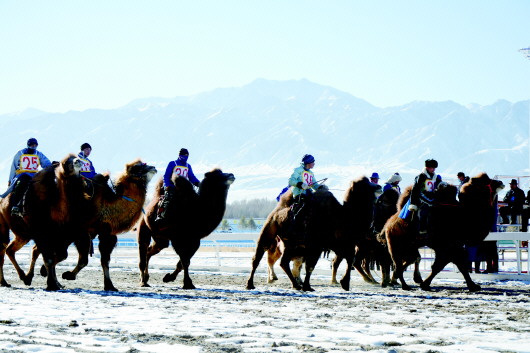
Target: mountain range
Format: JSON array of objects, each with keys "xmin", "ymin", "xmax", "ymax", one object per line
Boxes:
[{"xmin": 1, "ymin": 78, "xmax": 528, "ymax": 201}]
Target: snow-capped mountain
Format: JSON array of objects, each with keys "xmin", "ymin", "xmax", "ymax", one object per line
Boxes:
[{"xmin": 1, "ymin": 79, "xmax": 528, "ymax": 201}]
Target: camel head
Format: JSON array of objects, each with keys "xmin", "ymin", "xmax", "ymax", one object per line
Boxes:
[
  {"xmin": 124, "ymin": 159, "xmax": 157, "ymax": 184},
  {"xmin": 198, "ymin": 169, "xmax": 235, "ymax": 195},
  {"xmin": 58, "ymin": 154, "xmax": 84, "ymax": 178}
]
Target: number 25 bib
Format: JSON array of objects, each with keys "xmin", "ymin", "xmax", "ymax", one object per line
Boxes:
[{"xmin": 18, "ymin": 154, "xmax": 40, "ymax": 174}]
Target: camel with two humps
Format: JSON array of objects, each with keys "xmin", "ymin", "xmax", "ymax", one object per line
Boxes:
[
  {"xmin": 247, "ymin": 176, "xmax": 381, "ymax": 292},
  {"xmin": 0, "ymin": 155, "xmax": 90, "ymax": 290},
  {"xmin": 138, "ymin": 168, "xmax": 235, "ymax": 289},
  {"xmin": 31, "ymin": 160, "xmax": 158, "ymax": 291},
  {"xmin": 380, "ymin": 173, "xmax": 504, "ymax": 292},
  {"xmin": 331, "ymin": 184, "xmax": 395, "ymax": 285}
]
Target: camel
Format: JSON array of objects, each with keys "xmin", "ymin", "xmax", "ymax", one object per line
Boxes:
[
  {"xmin": 246, "ymin": 176, "xmax": 381, "ymax": 291},
  {"xmin": 0, "ymin": 155, "xmax": 88, "ymax": 290},
  {"xmin": 330, "ymin": 185, "xmax": 396, "ymax": 285},
  {"xmin": 138, "ymin": 168, "xmax": 235, "ymax": 289},
  {"xmin": 31, "ymin": 159, "xmax": 158, "ymax": 291},
  {"xmin": 380, "ymin": 173, "xmax": 504, "ymax": 292}
]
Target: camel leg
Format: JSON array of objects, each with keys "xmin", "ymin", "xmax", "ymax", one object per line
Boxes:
[
  {"xmin": 98, "ymin": 232, "xmax": 118, "ymax": 291},
  {"xmin": 6, "ymin": 237, "xmax": 31, "ymax": 285},
  {"xmin": 62, "ymin": 234, "xmax": 91, "ymax": 281},
  {"xmin": 266, "ymin": 246, "xmax": 280, "ymax": 283},
  {"xmin": 176, "ymin": 240, "xmax": 200, "ymax": 290},
  {"xmin": 36, "ymin": 241, "xmax": 63, "ymax": 291},
  {"xmin": 420, "ymin": 254, "xmax": 449, "ymax": 291},
  {"xmin": 413, "ymin": 255, "xmax": 423, "ymax": 284},
  {"xmin": 353, "ymin": 248, "xmax": 377, "ymax": 284},
  {"xmin": 280, "ymin": 247, "xmax": 302, "ymax": 290},
  {"xmin": 338, "ymin": 251, "xmax": 354, "ymax": 291},
  {"xmin": 138, "ymin": 219, "xmax": 155, "ymax": 287},
  {"xmin": 453, "ymin": 248, "xmax": 481, "ymax": 292},
  {"xmin": 330, "ymin": 255, "xmax": 342, "ymax": 285},
  {"xmin": 0, "ymin": 239, "xmax": 9, "ymax": 287},
  {"xmin": 291, "ymin": 257, "xmax": 303, "ymax": 286},
  {"xmin": 27, "ymin": 244, "xmax": 42, "ymax": 284},
  {"xmin": 302, "ymin": 250, "xmax": 321, "ymax": 292},
  {"xmin": 246, "ymin": 245, "xmax": 266, "ymax": 290}
]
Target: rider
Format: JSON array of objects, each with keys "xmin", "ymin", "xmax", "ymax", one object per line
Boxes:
[
  {"xmin": 289, "ymin": 154, "xmax": 319, "ymax": 227},
  {"xmin": 408, "ymin": 159, "xmax": 442, "ymax": 234},
  {"xmin": 7, "ymin": 138, "xmax": 52, "ymax": 216},
  {"xmin": 78, "ymin": 142, "xmax": 96, "ymax": 180},
  {"xmin": 382, "ymin": 172, "xmax": 402, "ymax": 194},
  {"xmin": 155, "ymin": 148, "xmax": 201, "ymax": 224}
]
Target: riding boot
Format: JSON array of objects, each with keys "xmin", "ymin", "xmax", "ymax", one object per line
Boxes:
[
  {"xmin": 155, "ymin": 187, "xmax": 174, "ymax": 225},
  {"xmin": 10, "ymin": 176, "xmax": 30, "ymax": 217}
]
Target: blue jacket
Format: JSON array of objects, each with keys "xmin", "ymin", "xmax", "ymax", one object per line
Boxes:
[
  {"xmin": 78, "ymin": 151, "xmax": 96, "ymax": 179},
  {"xmin": 163, "ymin": 159, "xmax": 200, "ymax": 188},
  {"xmin": 9, "ymin": 148, "xmax": 52, "ymax": 183}
]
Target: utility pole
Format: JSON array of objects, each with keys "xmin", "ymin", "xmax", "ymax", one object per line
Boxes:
[{"xmin": 520, "ymin": 47, "xmax": 530, "ymax": 177}]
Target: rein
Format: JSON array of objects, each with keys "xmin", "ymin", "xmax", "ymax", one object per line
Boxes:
[{"xmin": 121, "ymin": 195, "xmax": 146, "ymax": 214}]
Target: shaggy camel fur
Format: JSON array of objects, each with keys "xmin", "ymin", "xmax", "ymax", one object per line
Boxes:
[
  {"xmin": 331, "ymin": 182, "xmax": 394, "ymax": 285},
  {"xmin": 247, "ymin": 177, "xmax": 380, "ymax": 291},
  {"xmin": 380, "ymin": 173, "xmax": 504, "ymax": 292},
  {"xmin": 0, "ymin": 155, "xmax": 88, "ymax": 290},
  {"xmin": 31, "ymin": 160, "xmax": 158, "ymax": 291},
  {"xmin": 138, "ymin": 168, "xmax": 235, "ymax": 289}
]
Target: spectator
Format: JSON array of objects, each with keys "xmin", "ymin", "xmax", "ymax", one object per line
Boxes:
[
  {"xmin": 383, "ymin": 173, "xmax": 402, "ymax": 194},
  {"xmin": 499, "ymin": 179, "xmax": 525, "ymax": 224},
  {"xmin": 370, "ymin": 172, "xmax": 380, "ymax": 185}
]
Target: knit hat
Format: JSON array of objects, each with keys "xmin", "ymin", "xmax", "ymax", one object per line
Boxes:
[
  {"xmin": 302, "ymin": 154, "xmax": 315, "ymax": 164},
  {"xmin": 386, "ymin": 173, "xmax": 402, "ymax": 184},
  {"xmin": 80, "ymin": 143, "xmax": 92, "ymax": 150},
  {"xmin": 425, "ymin": 159, "xmax": 438, "ymax": 168},
  {"xmin": 179, "ymin": 148, "xmax": 189, "ymax": 156},
  {"xmin": 27, "ymin": 138, "xmax": 38, "ymax": 146}
]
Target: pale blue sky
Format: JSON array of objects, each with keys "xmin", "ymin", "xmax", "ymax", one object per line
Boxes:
[{"xmin": 1, "ymin": 1, "xmax": 529, "ymax": 115}]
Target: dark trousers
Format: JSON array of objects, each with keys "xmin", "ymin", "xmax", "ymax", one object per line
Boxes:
[{"xmin": 499, "ymin": 206, "xmax": 522, "ymax": 225}]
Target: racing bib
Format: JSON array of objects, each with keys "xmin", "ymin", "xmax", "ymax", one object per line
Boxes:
[
  {"xmin": 17, "ymin": 154, "xmax": 40, "ymax": 174},
  {"xmin": 424, "ymin": 178, "xmax": 435, "ymax": 192},
  {"xmin": 173, "ymin": 165, "xmax": 189, "ymax": 179},
  {"xmin": 302, "ymin": 170, "xmax": 315, "ymax": 186},
  {"xmin": 79, "ymin": 158, "xmax": 92, "ymax": 173}
]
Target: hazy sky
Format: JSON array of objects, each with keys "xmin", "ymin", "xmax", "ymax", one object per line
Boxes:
[{"xmin": 1, "ymin": 1, "xmax": 529, "ymax": 115}]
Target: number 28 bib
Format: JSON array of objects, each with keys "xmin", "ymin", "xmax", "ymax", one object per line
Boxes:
[{"xmin": 18, "ymin": 154, "xmax": 40, "ymax": 174}]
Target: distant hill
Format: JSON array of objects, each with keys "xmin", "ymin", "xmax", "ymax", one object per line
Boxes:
[{"xmin": 1, "ymin": 78, "xmax": 528, "ymax": 201}]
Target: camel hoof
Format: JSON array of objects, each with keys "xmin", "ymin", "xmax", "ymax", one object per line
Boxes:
[
  {"xmin": 62, "ymin": 271, "xmax": 76, "ymax": 281},
  {"xmin": 246, "ymin": 282, "xmax": 255, "ymax": 290},
  {"xmin": 163, "ymin": 274, "xmax": 177, "ymax": 283},
  {"xmin": 40, "ymin": 265, "xmax": 48, "ymax": 277},
  {"xmin": 20, "ymin": 274, "xmax": 32, "ymax": 286},
  {"xmin": 340, "ymin": 278, "xmax": 350, "ymax": 291},
  {"xmin": 105, "ymin": 285, "xmax": 119, "ymax": 292},
  {"xmin": 468, "ymin": 283, "xmax": 481, "ymax": 292},
  {"xmin": 1, "ymin": 281, "xmax": 11, "ymax": 287},
  {"xmin": 45, "ymin": 284, "xmax": 62, "ymax": 291},
  {"xmin": 401, "ymin": 285, "xmax": 413, "ymax": 291},
  {"xmin": 140, "ymin": 282, "xmax": 151, "ymax": 288},
  {"xmin": 303, "ymin": 286, "xmax": 315, "ymax": 292},
  {"xmin": 420, "ymin": 283, "xmax": 432, "ymax": 291},
  {"xmin": 183, "ymin": 283, "xmax": 196, "ymax": 290}
]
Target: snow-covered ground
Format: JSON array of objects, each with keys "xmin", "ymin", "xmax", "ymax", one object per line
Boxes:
[{"xmin": 1, "ymin": 247, "xmax": 529, "ymax": 353}]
